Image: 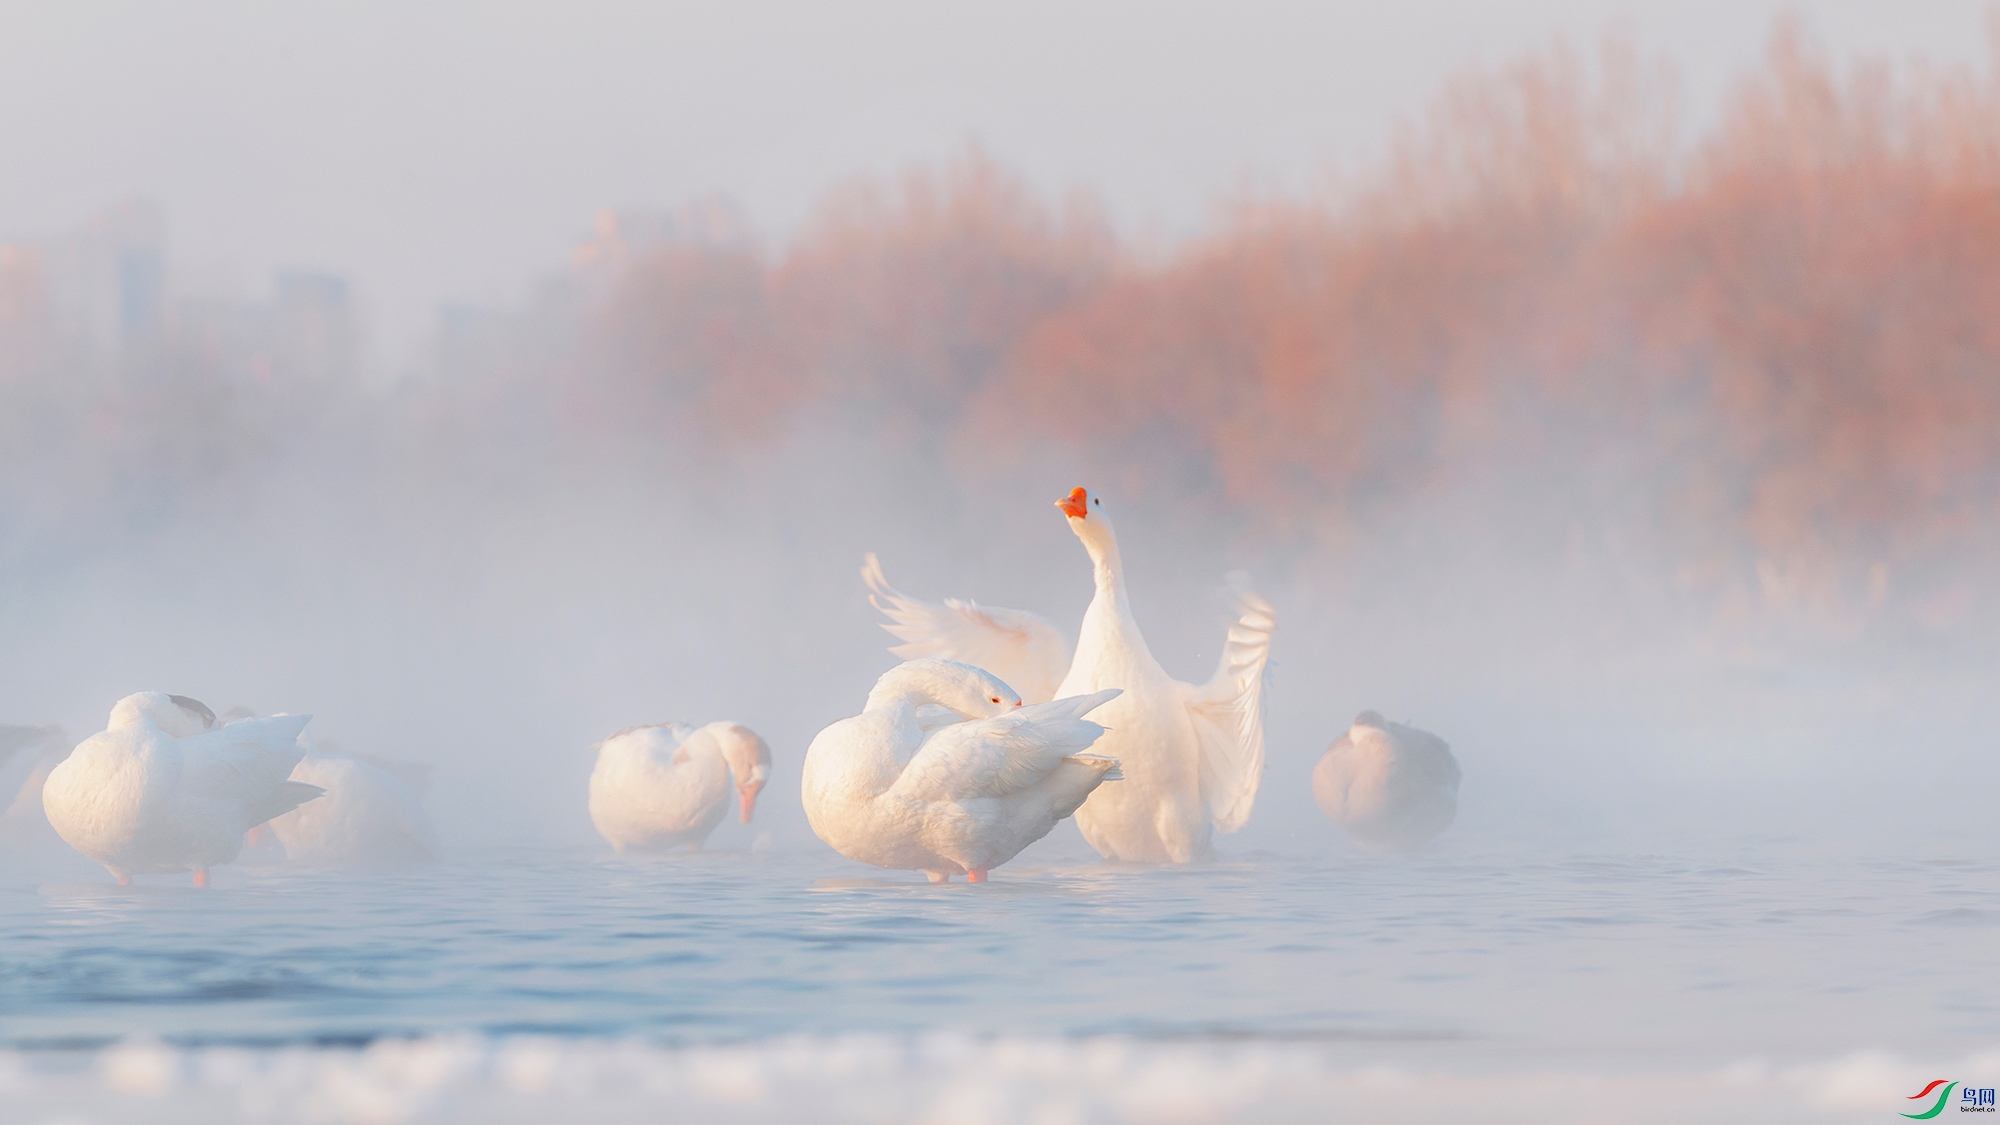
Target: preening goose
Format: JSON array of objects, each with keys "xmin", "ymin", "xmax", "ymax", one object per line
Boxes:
[
  {"xmin": 42, "ymin": 693, "xmax": 322, "ymax": 886},
  {"xmin": 267, "ymin": 749, "xmax": 437, "ymax": 867},
  {"xmin": 1312, "ymin": 711, "xmax": 1460, "ymax": 850},
  {"xmin": 219, "ymin": 707, "xmax": 438, "ymax": 867},
  {"xmin": 590, "ymin": 721, "xmax": 771, "ymax": 853},
  {"xmin": 801, "ymin": 659, "xmax": 1121, "ymax": 882}
]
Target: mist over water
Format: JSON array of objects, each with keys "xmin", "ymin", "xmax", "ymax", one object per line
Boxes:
[
  {"xmin": 5, "ymin": 24, "xmax": 1995, "ymax": 861},
  {"xmin": 0, "ymin": 14, "xmax": 1997, "ymax": 1122}
]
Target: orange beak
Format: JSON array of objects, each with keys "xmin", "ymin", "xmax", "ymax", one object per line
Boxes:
[
  {"xmin": 1056, "ymin": 487, "xmax": 1089, "ymax": 519},
  {"xmin": 738, "ymin": 786, "xmax": 757, "ymax": 824}
]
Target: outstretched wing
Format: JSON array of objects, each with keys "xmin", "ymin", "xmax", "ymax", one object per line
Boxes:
[
  {"xmin": 1178, "ymin": 572, "xmax": 1275, "ymax": 833},
  {"xmin": 890, "ymin": 689, "xmax": 1121, "ymax": 802},
  {"xmin": 861, "ymin": 553, "xmax": 1072, "ymax": 704}
]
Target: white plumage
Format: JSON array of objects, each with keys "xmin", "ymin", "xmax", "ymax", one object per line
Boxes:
[
  {"xmin": 1312, "ymin": 711, "xmax": 1461, "ymax": 850},
  {"xmin": 801, "ymin": 659, "xmax": 1122, "ymax": 882},
  {"xmin": 863, "ymin": 555, "xmax": 1072, "ymax": 705},
  {"xmin": 590, "ymin": 721, "xmax": 771, "ymax": 854},
  {"xmin": 863, "ymin": 486, "xmax": 1274, "ymax": 864},
  {"xmin": 267, "ymin": 753, "xmax": 437, "ymax": 866},
  {"xmin": 41, "ymin": 693, "xmax": 323, "ymax": 885},
  {"xmin": 217, "ymin": 708, "xmax": 438, "ymax": 868}
]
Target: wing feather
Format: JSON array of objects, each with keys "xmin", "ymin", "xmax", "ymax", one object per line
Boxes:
[
  {"xmin": 1179, "ymin": 573, "xmax": 1275, "ymax": 833},
  {"xmin": 178, "ymin": 714, "xmax": 318, "ymax": 827},
  {"xmin": 861, "ymin": 554, "xmax": 1073, "ymax": 703},
  {"xmin": 248, "ymin": 780, "xmax": 327, "ymax": 828},
  {"xmin": 889, "ymin": 689, "xmax": 1121, "ymax": 802}
]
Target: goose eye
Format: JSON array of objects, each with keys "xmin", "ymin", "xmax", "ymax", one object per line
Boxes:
[
  {"xmin": 989, "ymin": 696, "xmax": 1000, "ymax": 704},
  {"xmin": 1094, "ymin": 497, "xmax": 1100, "ymax": 506}
]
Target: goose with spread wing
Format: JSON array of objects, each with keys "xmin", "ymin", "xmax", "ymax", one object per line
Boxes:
[
  {"xmin": 42, "ymin": 693, "xmax": 323, "ymax": 886},
  {"xmin": 802, "ymin": 659, "xmax": 1122, "ymax": 882},
  {"xmin": 863, "ymin": 487, "xmax": 1274, "ymax": 864}
]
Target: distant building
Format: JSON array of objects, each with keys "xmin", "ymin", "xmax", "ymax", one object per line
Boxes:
[
  {"xmin": 0, "ymin": 242, "xmax": 52, "ymax": 373},
  {"xmin": 172, "ymin": 297, "xmax": 276, "ymax": 385},
  {"xmin": 0, "ymin": 201, "xmax": 164, "ymax": 377},
  {"xmin": 0, "ymin": 204, "xmax": 364, "ymax": 387},
  {"xmin": 272, "ymin": 271, "xmax": 355, "ymax": 384},
  {"xmin": 44, "ymin": 200, "xmax": 165, "ymax": 354},
  {"xmin": 118, "ymin": 242, "xmax": 164, "ymax": 340},
  {"xmin": 0, "ymin": 242, "xmax": 48, "ymax": 329}
]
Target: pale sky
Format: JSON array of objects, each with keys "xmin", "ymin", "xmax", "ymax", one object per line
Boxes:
[{"xmin": 0, "ymin": 0, "xmax": 1991, "ymax": 363}]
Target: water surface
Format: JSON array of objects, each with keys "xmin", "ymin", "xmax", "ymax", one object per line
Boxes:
[{"xmin": 4, "ymin": 845, "xmax": 1992, "ymax": 1065}]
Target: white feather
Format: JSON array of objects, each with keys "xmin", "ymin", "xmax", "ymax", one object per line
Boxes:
[
  {"xmin": 41, "ymin": 693, "xmax": 323, "ymax": 880},
  {"xmin": 801, "ymin": 660, "xmax": 1122, "ymax": 880},
  {"xmin": 1312, "ymin": 716, "xmax": 1461, "ymax": 850},
  {"xmin": 590, "ymin": 721, "xmax": 770, "ymax": 853},
  {"xmin": 861, "ymin": 553, "xmax": 1072, "ymax": 704},
  {"xmin": 863, "ymin": 491, "xmax": 1275, "ymax": 864}
]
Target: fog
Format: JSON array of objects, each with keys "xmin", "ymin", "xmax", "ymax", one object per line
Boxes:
[
  {"xmin": 3, "ymin": 13, "xmax": 1998, "ymax": 867},
  {"xmin": 4, "ymin": 0, "xmax": 1996, "ymax": 359}
]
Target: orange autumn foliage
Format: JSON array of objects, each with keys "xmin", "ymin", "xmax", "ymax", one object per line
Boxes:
[{"xmin": 584, "ymin": 22, "xmax": 2000, "ymax": 627}]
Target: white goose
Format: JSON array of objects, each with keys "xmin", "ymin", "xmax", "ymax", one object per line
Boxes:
[
  {"xmin": 41, "ymin": 693, "xmax": 323, "ymax": 886},
  {"xmin": 590, "ymin": 721, "xmax": 771, "ymax": 854},
  {"xmin": 1312, "ymin": 711, "xmax": 1460, "ymax": 850},
  {"xmin": 801, "ymin": 659, "xmax": 1122, "ymax": 882},
  {"xmin": 220, "ymin": 707, "xmax": 439, "ymax": 867},
  {"xmin": 863, "ymin": 486, "xmax": 1274, "ymax": 864}
]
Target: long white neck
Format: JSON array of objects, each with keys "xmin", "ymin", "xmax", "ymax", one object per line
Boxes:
[
  {"xmin": 1070, "ymin": 515, "xmax": 1156, "ymax": 667},
  {"xmin": 1078, "ymin": 519, "xmax": 1129, "ymax": 613},
  {"xmin": 864, "ymin": 666, "xmax": 966, "ymax": 718}
]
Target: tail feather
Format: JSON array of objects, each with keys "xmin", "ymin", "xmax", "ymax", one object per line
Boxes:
[
  {"xmin": 1064, "ymin": 752, "xmax": 1124, "ymax": 781},
  {"xmin": 247, "ymin": 781, "xmax": 325, "ymax": 828},
  {"xmin": 1020, "ymin": 688, "xmax": 1121, "ymax": 724}
]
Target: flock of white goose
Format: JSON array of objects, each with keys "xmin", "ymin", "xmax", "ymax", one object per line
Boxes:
[{"xmin": 14, "ymin": 487, "xmax": 1463, "ymax": 887}]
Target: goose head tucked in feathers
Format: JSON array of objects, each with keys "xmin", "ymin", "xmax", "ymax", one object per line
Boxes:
[
  {"xmin": 705, "ymin": 723, "xmax": 773, "ymax": 823},
  {"xmin": 864, "ymin": 659, "xmax": 1023, "ymax": 722},
  {"xmin": 107, "ymin": 692, "xmax": 217, "ymax": 738}
]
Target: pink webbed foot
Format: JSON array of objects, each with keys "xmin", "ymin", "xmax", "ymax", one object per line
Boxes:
[
  {"xmin": 966, "ymin": 867, "xmax": 988, "ymax": 884},
  {"xmin": 192, "ymin": 869, "xmax": 209, "ymax": 889},
  {"xmin": 113, "ymin": 872, "xmax": 132, "ymax": 886}
]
